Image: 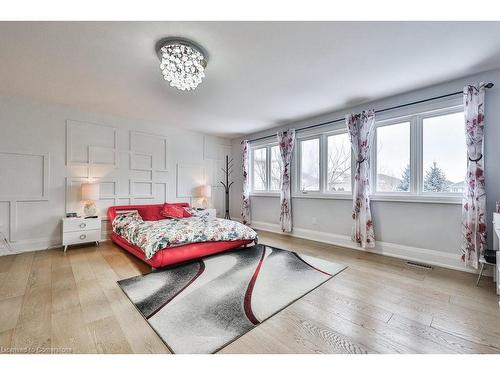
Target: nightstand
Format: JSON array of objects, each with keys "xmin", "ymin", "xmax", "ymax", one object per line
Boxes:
[{"xmin": 62, "ymin": 217, "xmax": 101, "ymax": 252}]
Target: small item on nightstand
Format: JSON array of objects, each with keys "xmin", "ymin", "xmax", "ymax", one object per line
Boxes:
[
  {"xmin": 66, "ymin": 212, "xmax": 78, "ymax": 218},
  {"xmin": 85, "ymin": 215, "xmax": 98, "ymax": 219}
]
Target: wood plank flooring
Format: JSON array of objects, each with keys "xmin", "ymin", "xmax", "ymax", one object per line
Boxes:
[{"xmin": 0, "ymin": 230, "xmax": 499, "ymax": 354}]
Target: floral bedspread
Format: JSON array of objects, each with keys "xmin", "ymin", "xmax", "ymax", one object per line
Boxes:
[{"xmin": 112, "ymin": 212, "xmax": 257, "ymax": 260}]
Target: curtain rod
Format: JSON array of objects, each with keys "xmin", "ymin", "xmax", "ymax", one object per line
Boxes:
[{"xmin": 249, "ymin": 82, "xmax": 494, "ymax": 143}]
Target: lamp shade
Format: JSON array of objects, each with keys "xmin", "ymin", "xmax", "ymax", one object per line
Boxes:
[
  {"xmin": 200, "ymin": 184, "xmax": 211, "ymax": 198},
  {"xmin": 81, "ymin": 183, "xmax": 100, "ymax": 201}
]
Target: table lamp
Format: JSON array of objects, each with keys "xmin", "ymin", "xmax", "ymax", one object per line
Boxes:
[
  {"xmin": 200, "ymin": 184, "xmax": 211, "ymax": 209},
  {"xmin": 81, "ymin": 182, "xmax": 100, "ymax": 218}
]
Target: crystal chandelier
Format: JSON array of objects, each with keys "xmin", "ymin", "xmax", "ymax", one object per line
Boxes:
[{"xmin": 157, "ymin": 38, "xmax": 208, "ymax": 91}]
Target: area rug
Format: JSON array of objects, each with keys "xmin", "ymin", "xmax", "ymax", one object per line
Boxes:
[{"xmin": 117, "ymin": 244, "xmax": 346, "ymax": 353}]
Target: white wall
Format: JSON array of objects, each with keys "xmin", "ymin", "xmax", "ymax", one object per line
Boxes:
[
  {"xmin": 231, "ymin": 68, "xmax": 500, "ymax": 272},
  {"xmin": 0, "ymin": 94, "xmax": 231, "ymax": 255}
]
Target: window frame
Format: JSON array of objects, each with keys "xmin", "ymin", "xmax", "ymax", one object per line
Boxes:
[
  {"xmin": 297, "ymin": 135, "xmax": 322, "ymax": 193},
  {"xmin": 419, "ymin": 106, "xmax": 467, "ymax": 197},
  {"xmin": 370, "ymin": 98, "xmax": 464, "ymax": 204},
  {"xmin": 250, "ymin": 146, "xmax": 268, "ymax": 193},
  {"xmin": 371, "ymin": 115, "xmax": 414, "ymax": 197},
  {"xmin": 249, "ymin": 97, "xmax": 464, "ymax": 204},
  {"xmin": 295, "ymin": 127, "xmax": 354, "ymax": 199},
  {"xmin": 249, "ymin": 142, "xmax": 281, "ymax": 195}
]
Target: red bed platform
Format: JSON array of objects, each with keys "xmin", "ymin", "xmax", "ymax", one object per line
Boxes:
[{"xmin": 108, "ymin": 204, "xmax": 255, "ymax": 269}]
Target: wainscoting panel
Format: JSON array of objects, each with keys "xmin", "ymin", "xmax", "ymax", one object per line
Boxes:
[
  {"xmin": 65, "ymin": 122, "xmax": 174, "ymax": 221},
  {"xmin": 66, "ymin": 120, "xmax": 118, "ymax": 166},
  {"xmin": 0, "ymin": 151, "xmax": 50, "ymax": 242},
  {"xmin": 0, "ymin": 95, "xmax": 232, "ymax": 254},
  {"xmin": 130, "ymin": 131, "xmax": 168, "ymax": 172}
]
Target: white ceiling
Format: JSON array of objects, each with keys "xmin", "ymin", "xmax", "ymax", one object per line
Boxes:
[{"xmin": 1, "ymin": 21, "xmax": 500, "ymax": 138}]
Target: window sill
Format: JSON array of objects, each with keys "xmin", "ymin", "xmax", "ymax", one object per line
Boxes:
[
  {"xmin": 370, "ymin": 194, "xmax": 462, "ymax": 204},
  {"xmin": 251, "ymin": 192, "xmax": 462, "ymax": 204},
  {"xmin": 292, "ymin": 193, "xmax": 353, "ymax": 200},
  {"xmin": 250, "ymin": 192, "xmax": 280, "ymax": 198}
]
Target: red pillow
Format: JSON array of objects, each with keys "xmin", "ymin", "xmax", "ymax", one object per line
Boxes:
[
  {"xmin": 140, "ymin": 206, "xmax": 163, "ymax": 221},
  {"xmin": 161, "ymin": 203, "xmax": 192, "ymax": 219}
]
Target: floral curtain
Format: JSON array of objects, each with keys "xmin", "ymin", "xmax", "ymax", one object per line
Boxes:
[
  {"xmin": 462, "ymin": 83, "xmax": 486, "ymax": 269},
  {"xmin": 278, "ymin": 129, "xmax": 296, "ymax": 232},
  {"xmin": 241, "ymin": 140, "xmax": 251, "ymax": 225},
  {"xmin": 346, "ymin": 110, "xmax": 376, "ymax": 248}
]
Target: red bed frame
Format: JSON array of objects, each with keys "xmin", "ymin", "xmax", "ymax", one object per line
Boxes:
[{"xmin": 107, "ymin": 204, "xmax": 255, "ymax": 269}]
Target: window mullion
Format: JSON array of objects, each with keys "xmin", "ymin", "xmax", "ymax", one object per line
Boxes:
[
  {"xmin": 413, "ymin": 115, "xmax": 423, "ymax": 195},
  {"xmin": 371, "ymin": 128, "xmax": 377, "ymax": 194},
  {"xmin": 320, "ymin": 135, "xmax": 326, "ymax": 193},
  {"xmin": 266, "ymin": 146, "xmax": 270, "ymax": 192}
]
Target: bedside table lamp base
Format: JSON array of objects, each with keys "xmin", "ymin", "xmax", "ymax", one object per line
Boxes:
[{"xmin": 84, "ymin": 201, "xmax": 97, "ymax": 218}]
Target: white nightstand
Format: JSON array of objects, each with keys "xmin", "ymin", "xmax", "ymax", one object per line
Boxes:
[{"xmin": 62, "ymin": 217, "xmax": 101, "ymax": 252}]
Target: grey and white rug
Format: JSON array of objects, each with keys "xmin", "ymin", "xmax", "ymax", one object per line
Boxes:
[{"xmin": 117, "ymin": 244, "xmax": 346, "ymax": 353}]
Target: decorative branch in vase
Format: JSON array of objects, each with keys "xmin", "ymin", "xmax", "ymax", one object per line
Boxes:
[{"xmin": 220, "ymin": 155, "xmax": 234, "ymax": 219}]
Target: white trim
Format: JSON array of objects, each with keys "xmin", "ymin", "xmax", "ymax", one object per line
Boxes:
[
  {"xmin": 66, "ymin": 120, "xmax": 118, "ymax": 167},
  {"xmin": 296, "ymin": 135, "xmax": 321, "ymax": 193},
  {"xmin": 250, "ymin": 192, "xmax": 461, "ymax": 204},
  {"xmin": 129, "ymin": 130, "xmax": 168, "ymax": 172},
  {"xmin": 250, "ymin": 220, "xmax": 477, "ymax": 274},
  {"xmin": 0, "ymin": 151, "xmax": 50, "ymax": 242},
  {"xmin": 250, "ymin": 192, "xmax": 280, "ymax": 198},
  {"xmin": 0, "ymin": 233, "xmax": 112, "ymax": 256},
  {"xmin": 291, "ymin": 192, "xmax": 352, "ymax": 200},
  {"xmin": 369, "ymin": 194, "xmax": 461, "ymax": 204},
  {"xmin": 249, "ymin": 143, "xmax": 282, "ymax": 194}
]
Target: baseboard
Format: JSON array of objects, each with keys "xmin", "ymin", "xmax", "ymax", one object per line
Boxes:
[
  {"xmin": 0, "ymin": 237, "xmax": 61, "ymax": 256},
  {"xmin": 0, "ymin": 231, "xmax": 111, "ymax": 256},
  {"xmin": 0, "ymin": 222, "xmax": 479, "ymax": 275},
  {"xmin": 250, "ymin": 220, "xmax": 478, "ymax": 274}
]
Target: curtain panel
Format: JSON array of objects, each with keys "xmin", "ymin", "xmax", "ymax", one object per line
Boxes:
[
  {"xmin": 277, "ymin": 129, "xmax": 296, "ymax": 232},
  {"xmin": 462, "ymin": 83, "xmax": 487, "ymax": 269},
  {"xmin": 346, "ymin": 110, "xmax": 376, "ymax": 248},
  {"xmin": 241, "ymin": 140, "xmax": 251, "ymax": 225}
]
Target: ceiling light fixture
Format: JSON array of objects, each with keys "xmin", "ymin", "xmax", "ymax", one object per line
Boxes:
[{"xmin": 156, "ymin": 37, "xmax": 208, "ymax": 91}]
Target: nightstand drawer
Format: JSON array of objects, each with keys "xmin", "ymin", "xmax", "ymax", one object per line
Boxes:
[
  {"xmin": 63, "ymin": 218, "xmax": 101, "ymax": 233},
  {"xmin": 62, "ymin": 229, "xmax": 100, "ymax": 246}
]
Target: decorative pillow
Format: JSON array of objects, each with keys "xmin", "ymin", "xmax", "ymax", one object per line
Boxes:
[
  {"xmin": 161, "ymin": 203, "xmax": 191, "ymax": 219},
  {"xmin": 184, "ymin": 207, "xmax": 210, "ymax": 219},
  {"xmin": 140, "ymin": 206, "xmax": 164, "ymax": 221},
  {"xmin": 114, "ymin": 211, "xmax": 143, "ymax": 223}
]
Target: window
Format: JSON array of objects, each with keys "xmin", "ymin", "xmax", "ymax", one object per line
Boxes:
[
  {"xmin": 375, "ymin": 122, "xmax": 411, "ymax": 192},
  {"xmin": 251, "ymin": 147, "xmax": 267, "ymax": 191},
  {"xmin": 270, "ymin": 145, "xmax": 282, "ymax": 191},
  {"xmin": 300, "ymin": 138, "xmax": 320, "ymax": 191},
  {"xmin": 422, "ymin": 112, "xmax": 466, "ymax": 194},
  {"xmin": 250, "ymin": 101, "xmax": 465, "ymax": 203},
  {"xmin": 371, "ymin": 103, "xmax": 465, "ymax": 201},
  {"xmin": 327, "ymin": 133, "xmax": 351, "ymax": 192},
  {"xmin": 250, "ymin": 144, "xmax": 282, "ymax": 193},
  {"xmin": 296, "ymin": 132, "xmax": 352, "ymax": 195}
]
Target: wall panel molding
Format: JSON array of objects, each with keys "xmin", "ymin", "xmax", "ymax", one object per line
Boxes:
[
  {"xmin": 66, "ymin": 119, "xmax": 118, "ymax": 167},
  {"xmin": 130, "ymin": 130, "xmax": 168, "ymax": 172},
  {"xmin": 0, "ymin": 151, "xmax": 50, "ymax": 242},
  {"xmin": 65, "ymin": 124, "xmax": 173, "ymax": 221}
]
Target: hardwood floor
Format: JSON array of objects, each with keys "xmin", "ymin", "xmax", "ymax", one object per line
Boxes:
[{"xmin": 0, "ymin": 230, "xmax": 499, "ymax": 354}]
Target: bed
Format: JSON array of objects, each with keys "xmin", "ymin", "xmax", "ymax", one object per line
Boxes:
[{"xmin": 107, "ymin": 203, "xmax": 257, "ymax": 269}]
